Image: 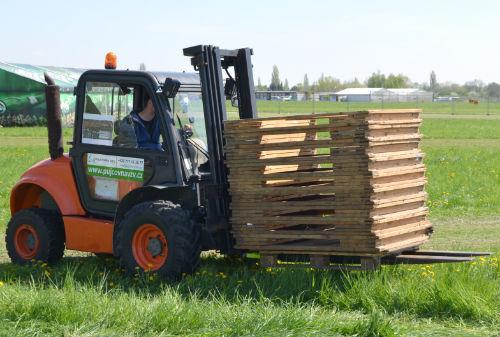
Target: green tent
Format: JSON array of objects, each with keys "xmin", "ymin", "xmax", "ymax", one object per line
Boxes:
[{"xmin": 0, "ymin": 62, "xmax": 84, "ymax": 126}]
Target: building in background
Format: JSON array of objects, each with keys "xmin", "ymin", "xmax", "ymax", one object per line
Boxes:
[
  {"xmin": 0, "ymin": 62, "xmax": 84, "ymax": 126},
  {"xmin": 334, "ymin": 88, "xmax": 433, "ymax": 102}
]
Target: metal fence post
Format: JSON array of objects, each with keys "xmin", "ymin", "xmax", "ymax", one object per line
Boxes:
[
  {"xmin": 451, "ymin": 99, "xmax": 454, "ymax": 115},
  {"xmin": 312, "ymin": 91, "xmax": 315, "ymax": 114},
  {"xmin": 278, "ymin": 100, "xmax": 281, "ymax": 114}
]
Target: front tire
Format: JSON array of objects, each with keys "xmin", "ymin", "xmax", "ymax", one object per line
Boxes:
[
  {"xmin": 116, "ymin": 201, "xmax": 201, "ymax": 280},
  {"xmin": 5, "ymin": 208, "xmax": 65, "ymax": 265}
]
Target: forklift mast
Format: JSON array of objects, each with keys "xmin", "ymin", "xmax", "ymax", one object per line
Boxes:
[{"xmin": 183, "ymin": 45, "xmax": 257, "ymax": 226}]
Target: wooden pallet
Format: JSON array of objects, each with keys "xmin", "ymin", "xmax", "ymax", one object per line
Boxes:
[{"xmin": 224, "ymin": 109, "xmax": 433, "ymax": 258}]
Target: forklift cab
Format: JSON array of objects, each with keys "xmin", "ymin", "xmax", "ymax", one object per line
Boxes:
[{"xmin": 70, "ymin": 70, "xmax": 208, "ymax": 217}]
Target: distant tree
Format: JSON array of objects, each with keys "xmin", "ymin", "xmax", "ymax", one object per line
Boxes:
[
  {"xmin": 485, "ymin": 82, "xmax": 500, "ymax": 97},
  {"xmin": 303, "ymin": 74, "xmax": 310, "ymax": 91},
  {"xmin": 256, "ymin": 77, "xmax": 267, "ymax": 90},
  {"xmin": 464, "ymin": 79, "xmax": 484, "ymax": 94},
  {"xmin": 349, "ymin": 77, "xmax": 362, "ymax": 88},
  {"xmin": 437, "ymin": 89, "xmax": 452, "ymax": 96},
  {"xmin": 139, "ymin": 63, "xmax": 147, "ymax": 71},
  {"xmin": 430, "ymin": 70, "xmax": 437, "ymax": 92},
  {"xmin": 367, "ymin": 71, "xmax": 409, "ymax": 88},
  {"xmin": 316, "ymin": 73, "xmax": 341, "ymax": 91},
  {"xmin": 269, "ymin": 65, "xmax": 282, "ymax": 91},
  {"xmin": 367, "ymin": 71, "xmax": 386, "ymax": 88},
  {"xmin": 386, "ymin": 73, "xmax": 410, "ymax": 88},
  {"xmin": 284, "ymin": 79, "xmax": 289, "ymax": 91}
]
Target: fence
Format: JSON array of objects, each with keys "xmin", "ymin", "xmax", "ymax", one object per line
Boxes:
[{"xmin": 227, "ymin": 97, "xmax": 500, "ymax": 117}]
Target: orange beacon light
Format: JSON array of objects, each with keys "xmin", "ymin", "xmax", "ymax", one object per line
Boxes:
[{"xmin": 105, "ymin": 52, "xmax": 117, "ymax": 69}]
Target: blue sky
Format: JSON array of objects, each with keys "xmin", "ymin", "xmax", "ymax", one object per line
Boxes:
[{"xmin": 2, "ymin": 0, "xmax": 499, "ymax": 86}]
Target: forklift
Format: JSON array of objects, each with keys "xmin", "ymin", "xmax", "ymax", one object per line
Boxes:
[
  {"xmin": 6, "ymin": 45, "xmax": 256, "ymax": 280},
  {"xmin": 6, "ymin": 45, "xmax": 488, "ymax": 279}
]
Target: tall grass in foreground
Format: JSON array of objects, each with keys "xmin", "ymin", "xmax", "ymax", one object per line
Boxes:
[{"xmin": 0, "ymin": 254, "xmax": 498, "ymax": 336}]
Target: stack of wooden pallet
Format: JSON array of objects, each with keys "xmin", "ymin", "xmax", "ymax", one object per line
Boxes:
[{"xmin": 224, "ymin": 109, "xmax": 433, "ymax": 262}]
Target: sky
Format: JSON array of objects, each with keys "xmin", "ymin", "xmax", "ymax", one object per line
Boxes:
[{"xmin": 2, "ymin": 0, "xmax": 499, "ymax": 87}]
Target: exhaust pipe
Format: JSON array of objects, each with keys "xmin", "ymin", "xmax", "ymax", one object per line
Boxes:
[{"xmin": 44, "ymin": 73, "xmax": 64, "ymax": 160}]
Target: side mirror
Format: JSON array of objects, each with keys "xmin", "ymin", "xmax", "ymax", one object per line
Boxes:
[{"xmin": 162, "ymin": 78, "xmax": 181, "ymax": 98}]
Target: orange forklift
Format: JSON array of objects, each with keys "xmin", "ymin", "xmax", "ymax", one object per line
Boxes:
[
  {"xmin": 6, "ymin": 45, "xmax": 488, "ymax": 278},
  {"xmin": 6, "ymin": 45, "xmax": 257, "ymax": 280}
]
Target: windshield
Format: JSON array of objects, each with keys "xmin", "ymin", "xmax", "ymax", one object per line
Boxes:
[{"xmin": 171, "ymin": 92, "xmax": 207, "ymax": 148}]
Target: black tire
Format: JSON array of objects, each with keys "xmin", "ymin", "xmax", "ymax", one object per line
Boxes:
[
  {"xmin": 182, "ymin": 218, "xmax": 202, "ymax": 275},
  {"xmin": 5, "ymin": 208, "xmax": 65, "ymax": 265},
  {"xmin": 116, "ymin": 200, "xmax": 201, "ymax": 280}
]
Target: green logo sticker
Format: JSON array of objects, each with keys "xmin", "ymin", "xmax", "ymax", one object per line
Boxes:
[{"xmin": 87, "ymin": 153, "xmax": 144, "ymax": 181}]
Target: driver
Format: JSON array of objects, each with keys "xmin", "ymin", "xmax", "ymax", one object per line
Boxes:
[
  {"xmin": 115, "ymin": 93, "xmax": 163, "ymax": 151},
  {"xmin": 130, "ymin": 94, "xmax": 162, "ymax": 151}
]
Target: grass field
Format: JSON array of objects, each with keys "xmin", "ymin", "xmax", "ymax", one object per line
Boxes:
[
  {"xmin": 226, "ymin": 101, "xmax": 500, "ymax": 116},
  {"xmin": 0, "ymin": 112, "xmax": 499, "ymax": 336}
]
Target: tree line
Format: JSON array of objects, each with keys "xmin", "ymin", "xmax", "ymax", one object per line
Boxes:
[{"xmin": 256, "ymin": 65, "xmax": 500, "ymax": 98}]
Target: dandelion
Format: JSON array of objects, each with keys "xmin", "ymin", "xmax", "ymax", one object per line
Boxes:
[
  {"xmin": 98, "ymin": 271, "xmax": 104, "ymax": 276},
  {"xmin": 471, "ymin": 262, "xmax": 477, "ymax": 265},
  {"xmin": 237, "ymin": 280, "xmax": 243, "ymax": 284},
  {"xmin": 222, "ymin": 274, "xmax": 227, "ymax": 279},
  {"xmin": 454, "ymin": 268, "xmax": 460, "ymax": 272},
  {"xmin": 44, "ymin": 270, "xmax": 51, "ymax": 277},
  {"xmin": 147, "ymin": 263, "xmax": 153, "ymax": 268},
  {"xmin": 0, "ymin": 281, "xmax": 3, "ymax": 287},
  {"xmin": 195, "ymin": 272, "xmax": 200, "ymax": 276},
  {"xmin": 407, "ymin": 268, "xmax": 412, "ymax": 271},
  {"xmin": 422, "ymin": 272, "xmax": 427, "ymax": 277},
  {"xmin": 201, "ymin": 270, "xmax": 207, "ymax": 275},
  {"xmin": 135, "ymin": 266, "xmax": 140, "ymax": 270},
  {"xmin": 149, "ymin": 276, "xmax": 154, "ymax": 281},
  {"xmin": 109, "ymin": 282, "xmax": 114, "ymax": 287},
  {"xmin": 421, "ymin": 267, "xmax": 426, "ymax": 271}
]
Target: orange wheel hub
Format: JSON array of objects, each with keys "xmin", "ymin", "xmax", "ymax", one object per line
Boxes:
[
  {"xmin": 132, "ymin": 224, "xmax": 168, "ymax": 271},
  {"xmin": 14, "ymin": 225, "xmax": 39, "ymax": 259}
]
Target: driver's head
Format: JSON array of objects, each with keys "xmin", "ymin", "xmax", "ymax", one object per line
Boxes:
[{"xmin": 143, "ymin": 93, "xmax": 155, "ymax": 113}]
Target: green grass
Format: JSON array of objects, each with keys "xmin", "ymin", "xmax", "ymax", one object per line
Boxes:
[
  {"xmin": 0, "ymin": 116, "xmax": 499, "ymax": 336},
  {"xmin": 0, "ymin": 254, "xmax": 498, "ymax": 336}
]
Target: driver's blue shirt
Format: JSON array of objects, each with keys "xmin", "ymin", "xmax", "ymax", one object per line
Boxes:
[{"xmin": 130, "ymin": 112, "xmax": 163, "ymax": 151}]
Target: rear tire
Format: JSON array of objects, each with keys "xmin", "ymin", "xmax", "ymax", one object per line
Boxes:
[
  {"xmin": 116, "ymin": 200, "xmax": 201, "ymax": 280},
  {"xmin": 5, "ymin": 208, "xmax": 65, "ymax": 265}
]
